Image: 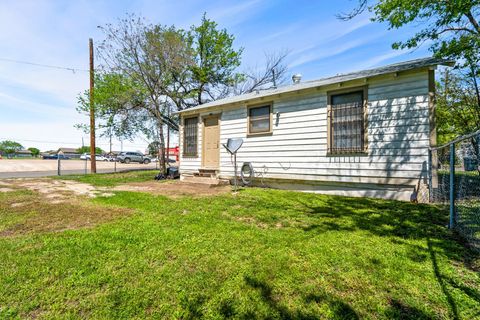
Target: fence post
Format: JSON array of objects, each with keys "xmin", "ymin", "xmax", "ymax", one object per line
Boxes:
[
  {"xmin": 428, "ymin": 149, "xmax": 433, "ymax": 203},
  {"xmin": 57, "ymin": 156, "xmax": 61, "ymax": 176},
  {"xmin": 84, "ymin": 157, "xmax": 87, "ymax": 175},
  {"xmin": 449, "ymin": 143, "xmax": 455, "ymax": 229}
]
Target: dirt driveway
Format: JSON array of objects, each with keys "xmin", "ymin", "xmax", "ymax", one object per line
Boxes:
[
  {"xmin": 0, "ymin": 177, "xmax": 230, "ymax": 237},
  {"xmin": 113, "ymin": 181, "xmax": 231, "ymax": 198},
  {"xmin": 0, "ymin": 178, "xmax": 231, "ymax": 202}
]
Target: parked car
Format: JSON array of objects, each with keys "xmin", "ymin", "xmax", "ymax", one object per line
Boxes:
[
  {"xmin": 117, "ymin": 152, "xmax": 151, "ymax": 164},
  {"xmin": 80, "ymin": 153, "xmax": 108, "ymax": 161},
  {"xmin": 105, "ymin": 155, "xmax": 117, "ymax": 162},
  {"xmin": 42, "ymin": 154, "xmax": 70, "ymax": 160}
]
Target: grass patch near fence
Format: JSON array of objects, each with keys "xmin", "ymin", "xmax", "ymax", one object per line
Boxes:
[
  {"xmin": 54, "ymin": 169, "xmax": 158, "ymax": 187},
  {"xmin": 0, "ymin": 173, "xmax": 479, "ymax": 319}
]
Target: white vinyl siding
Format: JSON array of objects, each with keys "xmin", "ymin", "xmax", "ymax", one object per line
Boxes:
[{"xmin": 180, "ymin": 70, "xmax": 431, "ymax": 200}]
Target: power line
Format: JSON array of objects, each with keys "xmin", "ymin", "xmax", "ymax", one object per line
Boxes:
[{"xmin": 0, "ymin": 57, "xmax": 89, "ymax": 73}]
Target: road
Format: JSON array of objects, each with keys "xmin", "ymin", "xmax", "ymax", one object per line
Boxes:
[{"xmin": 0, "ymin": 159, "xmax": 160, "ymax": 178}]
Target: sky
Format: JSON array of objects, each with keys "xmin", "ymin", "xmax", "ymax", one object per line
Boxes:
[{"xmin": 0, "ymin": 0, "xmax": 431, "ymax": 152}]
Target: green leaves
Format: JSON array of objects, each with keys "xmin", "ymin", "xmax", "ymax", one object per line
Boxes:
[
  {"xmin": 0, "ymin": 140, "xmax": 24, "ymax": 155},
  {"xmin": 76, "ymin": 72, "xmax": 148, "ymax": 141},
  {"xmin": 341, "ymin": 1, "xmax": 480, "ymax": 145},
  {"xmin": 368, "ymin": 0, "xmax": 480, "ymax": 68},
  {"xmin": 436, "ymin": 69, "xmax": 480, "ymax": 146},
  {"xmin": 76, "ymin": 146, "xmax": 105, "ymax": 155},
  {"xmin": 27, "ymin": 148, "xmax": 40, "ymax": 157},
  {"xmin": 188, "ymin": 13, "xmax": 243, "ymax": 104}
]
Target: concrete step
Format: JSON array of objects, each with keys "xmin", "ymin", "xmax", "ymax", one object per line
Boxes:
[
  {"xmin": 194, "ymin": 168, "xmax": 219, "ymax": 178},
  {"xmin": 182, "ymin": 175, "xmax": 229, "ymax": 186},
  {"xmin": 194, "ymin": 172, "xmax": 216, "ymax": 178}
]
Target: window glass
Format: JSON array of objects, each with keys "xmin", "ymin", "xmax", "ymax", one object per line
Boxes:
[
  {"xmin": 249, "ymin": 105, "xmax": 271, "ymax": 134},
  {"xmin": 331, "ymin": 91, "xmax": 363, "ymax": 105}
]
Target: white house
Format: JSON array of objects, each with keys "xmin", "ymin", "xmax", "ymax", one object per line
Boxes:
[{"xmin": 176, "ymin": 57, "xmax": 453, "ymax": 202}]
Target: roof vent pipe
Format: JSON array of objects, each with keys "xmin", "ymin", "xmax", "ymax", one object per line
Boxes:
[{"xmin": 292, "ymin": 74, "xmax": 302, "ymax": 84}]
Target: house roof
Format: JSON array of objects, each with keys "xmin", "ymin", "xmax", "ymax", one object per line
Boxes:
[
  {"xmin": 57, "ymin": 147, "xmax": 79, "ymax": 153},
  {"xmin": 177, "ymin": 57, "xmax": 454, "ymax": 115},
  {"xmin": 16, "ymin": 149, "xmax": 32, "ymax": 154}
]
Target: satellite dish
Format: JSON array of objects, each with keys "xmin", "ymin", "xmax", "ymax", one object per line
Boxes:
[
  {"xmin": 223, "ymin": 138, "xmax": 243, "ymax": 155},
  {"xmin": 222, "ymin": 138, "xmax": 244, "ymax": 192}
]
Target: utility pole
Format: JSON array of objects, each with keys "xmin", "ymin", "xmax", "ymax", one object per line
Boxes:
[
  {"xmin": 89, "ymin": 38, "xmax": 97, "ymax": 173},
  {"xmin": 109, "ymin": 134, "xmax": 112, "ymax": 154}
]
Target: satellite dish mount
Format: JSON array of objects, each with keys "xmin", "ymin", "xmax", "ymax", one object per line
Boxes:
[{"xmin": 222, "ymin": 138, "xmax": 243, "ymax": 192}]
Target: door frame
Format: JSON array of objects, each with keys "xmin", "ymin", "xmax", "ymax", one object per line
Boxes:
[{"xmin": 201, "ymin": 114, "xmax": 221, "ymax": 169}]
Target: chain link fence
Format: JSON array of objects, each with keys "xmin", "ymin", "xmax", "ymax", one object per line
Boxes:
[
  {"xmin": 0, "ymin": 158, "xmax": 159, "ymax": 179},
  {"xmin": 55, "ymin": 157, "xmax": 160, "ymax": 176},
  {"xmin": 429, "ymin": 130, "xmax": 480, "ymax": 251}
]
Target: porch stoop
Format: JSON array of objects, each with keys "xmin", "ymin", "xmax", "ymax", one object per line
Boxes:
[
  {"xmin": 194, "ymin": 168, "xmax": 218, "ymax": 178},
  {"xmin": 181, "ymin": 168, "xmax": 229, "ymax": 186}
]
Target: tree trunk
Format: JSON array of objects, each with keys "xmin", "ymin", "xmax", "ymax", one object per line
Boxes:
[
  {"xmin": 153, "ymin": 106, "xmax": 167, "ymax": 175},
  {"xmin": 166, "ymin": 106, "xmax": 170, "ymax": 165},
  {"xmin": 469, "ymin": 63, "xmax": 480, "ymax": 110},
  {"xmin": 197, "ymin": 83, "xmax": 204, "ymax": 105},
  {"xmin": 158, "ymin": 121, "xmax": 166, "ymax": 174}
]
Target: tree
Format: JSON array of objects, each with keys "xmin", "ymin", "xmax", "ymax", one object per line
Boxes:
[
  {"xmin": 76, "ymin": 72, "xmax": 151, "ymax": 142},
  {"xmin": 338, "ymin": 1, "xmax": 480, "ymax": 63},
  {"xmin": 147, "ymin": 141, "xmax": 161, "ymax": 156},
  {"xmin": 77, "ymin": 146, "xmax": 104, "ymax": 155},
  {"xmin": 188, "ymin": 13, "xmax": 243, "ymax": 106},
  {"xmin": 338, "ymin": 2, "xmax": 480, "ymax": 96},
  {"xmin": 95, "ymin": 14, "xmax": 244, "ymax": 173},
  {"xmin": 98, "ymin": 16, "xmax": 194, "ymax": 173},
  {"xmin": 234, "ymin": 51, "xmax": 289, "ymax": 95},
  {"xmin": 27, "ymin": 147, "xmax": 40, "ymax": 157},
  {"xmin": 0, "ymin": 140, "xmax": 23, "ymax": 157},
  {"xmin": 339, "ymin": 1, "xmax": 480, "ymax": 147},
  {"xmin": 436, "ymin": 69, "xmax": 480, "ymax": 166}
]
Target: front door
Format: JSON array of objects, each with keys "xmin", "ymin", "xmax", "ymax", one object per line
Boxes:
[{"xmin": 202, "ymin": 115, "xmax": 220, "ymax": 168}]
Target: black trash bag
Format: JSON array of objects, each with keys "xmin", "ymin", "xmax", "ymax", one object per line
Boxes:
[{"xmin": 154, "ymin": 173, "xmax": 166, "ymax": 180}]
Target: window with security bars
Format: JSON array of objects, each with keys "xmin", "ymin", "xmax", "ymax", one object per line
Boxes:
[
  {"xmin": 328, "ymin": 90, "xmax": 366, "ymax": 155},
  {"xmin": 183, "ymin": 117, "xmax": 198, "ymax": 156}
]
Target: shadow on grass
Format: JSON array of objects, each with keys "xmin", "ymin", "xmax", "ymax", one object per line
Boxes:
[
  {"xmin": 385, "ymin": 299, "xmax": 433, "ymax": 320},
  {"xmin": 243, "ymin": 275, "xmax": 358, "ymax": 320},
  {"xmin": 224, "ymin": 190, "xmax": 480, "ymax": 318},
  {"xmin": 291, "ymin": 196, "xmax": 477, "ymax": 265},
  {"xmin": 427, "ymin": 238, "xmax": 459, "ymax": 320},
  {"xmin": 299, "ymin": 196, "xmax": 479, "ymax": 319},
  {"xmin": 179, "ymin": 293, "xmax": 207, "ymax": 319}
]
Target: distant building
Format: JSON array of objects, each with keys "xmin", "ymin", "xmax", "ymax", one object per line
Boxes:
[
  {"xmin": 57, "ymin": 147, "xmax": 81, "ymax": 158},
  {"xmin": 15, "ymin": 149, "xmax": 33, "ymax": 158}
]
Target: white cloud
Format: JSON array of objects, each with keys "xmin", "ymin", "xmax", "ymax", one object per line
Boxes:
[
  {"xmin": 350, "ymin": 50, "xmax": 411, "ymax": 70},
  {"xmin": 0, "ymin": 91, "xmax": 75, "ymax": 118},
  {"xmin": 288, "ymin": 33, "xmax": 383, "ymax": 69}
]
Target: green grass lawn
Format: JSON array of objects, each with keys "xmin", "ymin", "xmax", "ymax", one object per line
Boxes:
[{"xmin": 0, "ymin": 172, "xmax": 479, "ymax": 319}]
